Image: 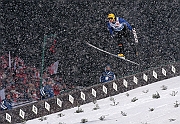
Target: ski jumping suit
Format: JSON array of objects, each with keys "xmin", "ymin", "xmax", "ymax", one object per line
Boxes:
[{"xmin": 107, "ymin": 17, "xmax": 132, "ymax": 54}]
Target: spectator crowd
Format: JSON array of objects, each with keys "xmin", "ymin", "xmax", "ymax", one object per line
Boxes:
[{"xmin": 0, "ymin": 53, "xmax": 74, "ymax": 111}]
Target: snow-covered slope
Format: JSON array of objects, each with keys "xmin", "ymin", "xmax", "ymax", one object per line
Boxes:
[{"xmin": 26, "ymin": 76, "xmax": 180, "ymax": 124}]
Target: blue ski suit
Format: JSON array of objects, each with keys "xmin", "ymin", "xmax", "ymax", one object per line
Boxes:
[
  {"xmin": 107, "ymin": 17, "xmax": 133, "ymax": 54},
  {"xmin": 107, "ymin": 17, "xmax": 132, "ymax": 36}
]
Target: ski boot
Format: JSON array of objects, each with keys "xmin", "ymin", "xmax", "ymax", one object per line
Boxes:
[
  {"xmin": 118, "ymin": 53, "xmax": 125, "ymax": 57},
  {"xmin": 118, "ymin": 43, "xmax": 125, "ymax": 57}
]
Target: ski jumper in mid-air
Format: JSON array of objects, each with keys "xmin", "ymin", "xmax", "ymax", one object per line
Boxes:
[
  {"xmin": 86, "ymin": 13, "xmax": 139, "ymax": 65},
  {"xmin": 107, "ymin": 13, "xmax": 134, "ymax": 57}
]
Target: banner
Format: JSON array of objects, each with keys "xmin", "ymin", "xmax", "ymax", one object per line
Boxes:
[{"xmin": 48, "ymin": 61, "xmax": 59, "ymax": 75}]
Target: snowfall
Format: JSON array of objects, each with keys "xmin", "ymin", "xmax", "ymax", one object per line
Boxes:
[{"xmin": 25, "ymin": 76, "xmax": 180, "ymax": 124}]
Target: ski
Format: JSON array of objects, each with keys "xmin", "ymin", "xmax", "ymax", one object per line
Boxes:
[
  {"xmin": 132, "ymin": 28, "xmax": 139, "ymax": 56},
  {"xmin": 132, "ymin": 28, "xmax": 138, "ymax": 43},
  {"xmin": 86, "ymin": 42, "xmax": 140, "ymax": 65}
]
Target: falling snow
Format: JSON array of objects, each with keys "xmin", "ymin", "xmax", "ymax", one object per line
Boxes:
[{"xmin": 1, "ymin": 0, "xmax": 179, "ymax": 86}]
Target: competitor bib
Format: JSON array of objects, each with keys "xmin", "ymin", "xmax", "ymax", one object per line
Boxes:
[{"xmin": 109, "ymin": 17, "xmax": 125, "ymax": 31}]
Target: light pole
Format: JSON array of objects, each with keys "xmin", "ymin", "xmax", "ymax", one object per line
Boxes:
[{"xmin": 40, "ymin": 34, "xmax": 56, "ymax": 88}]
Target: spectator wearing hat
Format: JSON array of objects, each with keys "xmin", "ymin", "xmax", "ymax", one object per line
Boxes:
[
  {"xmin": 40, "ymin": 80, "xmax": 54, "ymax": 99},
  {"xmin": 100, "ymin": 65, "xmax": 116, "ymax": 83}
]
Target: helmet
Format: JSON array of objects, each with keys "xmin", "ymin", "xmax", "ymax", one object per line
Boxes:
[
  {"xmin": 105, "ymin": 64, "xmax": 111, "ymax": 71},
  {"xmin": 107, "ymin": 13, "xmax": 115, "ymax": 19}
]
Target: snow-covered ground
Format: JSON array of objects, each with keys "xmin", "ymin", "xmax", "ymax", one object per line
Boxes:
[{"xmin": 26, "ymin": 76, "xmax": 180, "ymax": 124}]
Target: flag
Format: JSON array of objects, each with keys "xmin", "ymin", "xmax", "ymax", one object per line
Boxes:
[
  {"xmin": 49, "ymin": 40, "xmax": 57, "ymax": 53},
  {"xmin": 48, "ymin": 61, "xmax": 59, "ymax": 75},
  {"xmin": 8, "ymin": 51, "xmax": 11, "ymax": 68},
  {"xmin": 0, "ymin": 89, "xmax": 5, "ymax": 102}
]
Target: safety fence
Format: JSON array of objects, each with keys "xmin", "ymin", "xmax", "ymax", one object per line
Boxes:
[{"xmin": 0, "ymin": 62, "xmax": 180, "ymax": 124}]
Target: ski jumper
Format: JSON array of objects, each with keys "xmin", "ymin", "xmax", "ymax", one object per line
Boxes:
[{"xmin": 107, "ymin": 17, "xmax": 132, "ymax": 54}]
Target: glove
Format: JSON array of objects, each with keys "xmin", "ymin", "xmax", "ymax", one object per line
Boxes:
[
  {"xmin": 131, "ymin": 24, "xmax": 135, "ymax": 29},
  {"xmin": 132, "ymin": 29, "xmax": 136, "ymax": 34}
]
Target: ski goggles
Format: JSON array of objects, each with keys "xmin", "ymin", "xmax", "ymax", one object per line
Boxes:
[{"xmin": 108, "ymin": 17, "xmax": 114, "ymax": 20}]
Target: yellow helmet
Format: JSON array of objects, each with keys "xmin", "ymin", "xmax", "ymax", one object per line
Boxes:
[{"xmin": 107, "ymin": 13, "xmax": 115, "ymax": 19}]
